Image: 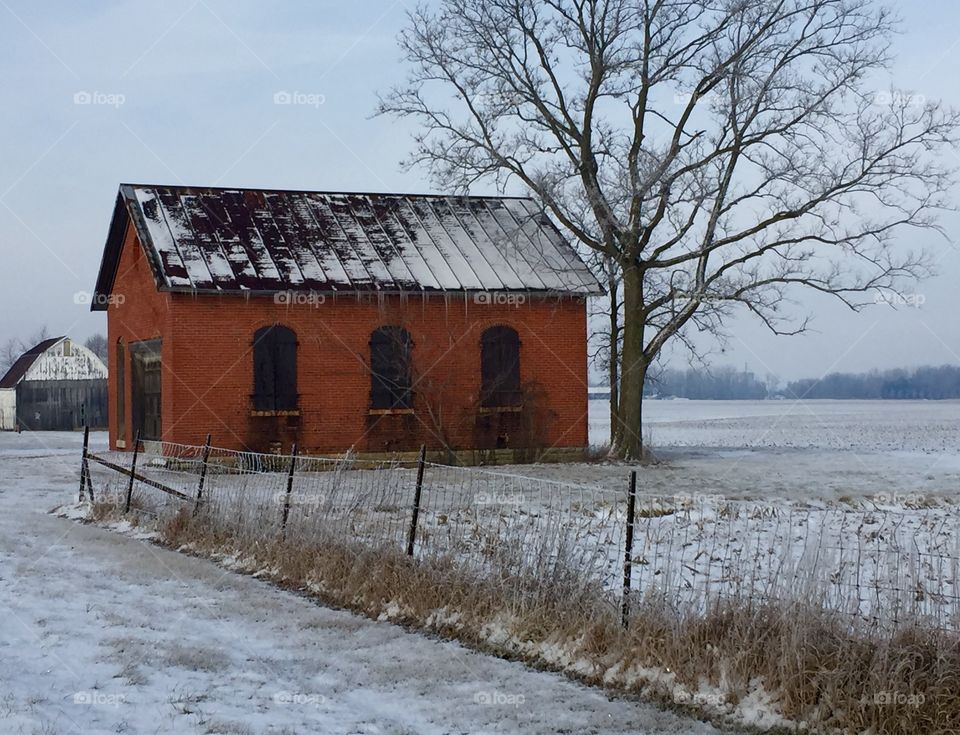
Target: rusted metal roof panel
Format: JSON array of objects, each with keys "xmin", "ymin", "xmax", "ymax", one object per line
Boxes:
[{"xmin": 108, "ymin": 185, "xmax": 602, "ymax": 297}]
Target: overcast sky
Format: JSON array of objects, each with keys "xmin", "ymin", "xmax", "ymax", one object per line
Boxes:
[{"xmin": 1, "ymin": 0, "xmax": 958, "ymax": 383}]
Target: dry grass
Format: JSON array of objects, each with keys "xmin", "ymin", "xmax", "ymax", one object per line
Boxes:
[
  {"xmin": 90, "ymin": 499, "xmax": 960, "ymax": 734},
  {"xmin": 90, "ymin": 489, "xmax": 150, "ymax": 522}
]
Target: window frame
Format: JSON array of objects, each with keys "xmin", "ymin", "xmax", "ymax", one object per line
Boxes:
[
  {"xmin": 369, "ymin": 326, "xmax": 414, "ymax": 411},
  {"xmin": 252, "ymin": 325, "xmax": 299, "ymax": 413},
  {"xmin": 480, "ymin": 325, "xmax": 522, "ymax": 409}
]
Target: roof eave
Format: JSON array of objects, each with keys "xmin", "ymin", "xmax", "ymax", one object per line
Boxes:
[
  {"xmin": 158, "ymin": 285, "xmax": 604, "ymax": 298},
  {"xmin": 91, "ymin": 186, "xmax": 170, "ymax": 311}
]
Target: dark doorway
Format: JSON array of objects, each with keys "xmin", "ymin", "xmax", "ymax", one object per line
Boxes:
[{"xmin": 130, "ymin": 340, "xmax": 162, "ymax": 441}]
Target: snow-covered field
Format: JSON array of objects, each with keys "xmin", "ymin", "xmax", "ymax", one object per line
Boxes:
[
  {"xmin": 585, "ymin": 398, "xmax": 960, "ymax": 501},
  {"xmin": 0, "ymin": 430, "xmax": 724, "ymax": 735}
]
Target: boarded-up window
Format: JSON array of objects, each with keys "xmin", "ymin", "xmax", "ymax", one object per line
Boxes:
[
  {"xmin": 370, "ymin": 326, "xmax": 412, "ymax": 409},
  {"xmin": 130, "ymin": 339, "xmax": 162, "ymax": 441},
  {"xmin": 481, "ymin": 326, "xmax": 521, "ymax": 408},
  {"xmin": 252, "ymin": 325, "xmax": 298, "ymax": 411},
  {"xmin": 116, "ymin": 339, "xmax": 125, "ymax": 441}
]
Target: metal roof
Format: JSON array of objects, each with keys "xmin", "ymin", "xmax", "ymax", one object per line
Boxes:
[
  {"xmin": 0, "ymin": 337, "xmax": 65, "ymax": 389},
  {"xmin": 92, "ymin": 184, "xmax": 602, "ymax": 309}
]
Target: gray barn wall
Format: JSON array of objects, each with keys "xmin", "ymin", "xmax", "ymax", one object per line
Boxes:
[{"xmin": 16, "ymin": 379, "xmax": 107, "ymax": 430}]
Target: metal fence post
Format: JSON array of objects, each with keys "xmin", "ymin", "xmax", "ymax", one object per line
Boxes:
[
  {"xmin": 193, "ymin": 433, "xmax": 212, "ymax": 516},
  {"xmin": 124, "ymin": 430, "xmax": 141, "ymax": 513},
  {"xmin": 79, "ymin": 426, "xmax": 90, "ymax": 502},
  {"xmin": 406, "ymin": 445, "xmax": 427, "ymax": 557},
  {"xmin": 86, "ymin": 459, "xmax": 95, "ymax": 503},
  {"xmin": 281, "ymin": 443, "xmax": 299, "ymax": 539},
  {"xmin": 621, "ymin": 470, "xmax": 638, "ymax": 628}
]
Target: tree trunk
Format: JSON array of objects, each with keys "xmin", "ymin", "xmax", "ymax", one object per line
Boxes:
[
  {"xmin": 614, "ymin": 264, "xmax": 647, "ymax": 460},
  {"xmin": 607, "ymin": 261, "xmax": 620, "ymax": 449}
]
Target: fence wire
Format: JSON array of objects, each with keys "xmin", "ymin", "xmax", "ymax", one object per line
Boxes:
[{"xmin": 84, "ymin": 440, "xmax": 960, "ymax": 634}]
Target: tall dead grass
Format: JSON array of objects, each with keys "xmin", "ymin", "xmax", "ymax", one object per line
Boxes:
[{"xmin": 110, "ymin": 502, "xmax": 960, "ymax": 734}]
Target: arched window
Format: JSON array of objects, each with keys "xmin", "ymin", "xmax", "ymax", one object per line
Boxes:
[
  {"xmin": 481, "ymin": 326, "xmax": 521, "ymax": 407},
  {"xmin": 252, "ymin": 325, "xmax": 298, "ymax": 411},
  {"xmin": 370, "ymin": 326, "xmax": 412, "ymax": 409}
]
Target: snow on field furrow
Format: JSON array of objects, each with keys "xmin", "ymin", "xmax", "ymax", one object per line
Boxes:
[{"xmin": 590, "ymin": 398, "xmax": 960, "ymax": 453}]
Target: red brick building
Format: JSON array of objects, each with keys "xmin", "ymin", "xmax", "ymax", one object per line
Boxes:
[{"xmin": 91, "ymin": 185, "xmax": 601, "ymax": 460}]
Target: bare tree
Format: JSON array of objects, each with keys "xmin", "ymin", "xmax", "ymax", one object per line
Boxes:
[
  {"xmin": 587, "ymin": 253, "xmax": 622, "ymax": 432},
  {"xmin": 84, "ymin": 333, "xmax": 108, "ymax": 362},
  {"xmin": 0, "ymin": 338, "xmax": 22, "ymax": 375},
  {"xmin": 27, "ymin": 325, "xmax": 50, "ymax": 349},
  {"xmin": 379, "ymin": 0, "xmax": 958, "ymax": 458},
  {"xmin": 0, "ymin": 325, "xmax": 51, "ymax": 375}
]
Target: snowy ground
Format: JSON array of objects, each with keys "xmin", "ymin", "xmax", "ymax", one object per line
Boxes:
[
  {"xmin": 6, "ymin": 400, "xmax": 959, "ymax": 733},
  {"xmin": 0, "ymin": 430, "xmax": 725, "ymax": 735},
  {"xmin": 582, "ymin": 398, "xmax": 960, "ymax": 501}
]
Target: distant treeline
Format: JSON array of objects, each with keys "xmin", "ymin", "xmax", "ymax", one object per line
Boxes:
[
  {"xmin": 786, "ymin": 365, "xmax": 960, "ymax": 400},
  {"xmin": 646, "ymin": 366, "xmax": 769, "ymax": 400},
  {"xmin": 631, "ymin": 364, "xmax": 960, "ymax": 400}
]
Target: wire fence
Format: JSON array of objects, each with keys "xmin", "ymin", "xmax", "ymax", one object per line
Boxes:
[{"xmin": 80, "ymin": 432, "xmax": 960, "ymax": 634}]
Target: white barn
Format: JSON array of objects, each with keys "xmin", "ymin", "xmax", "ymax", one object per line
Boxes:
[{"xmin": 0, "ymin": 337, "xmax": 107, "ymax": 430}]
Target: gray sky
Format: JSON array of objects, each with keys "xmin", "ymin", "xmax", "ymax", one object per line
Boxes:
[{"xmin": 1, "ymin": 0, "xmax": 958, "ymax": 382}]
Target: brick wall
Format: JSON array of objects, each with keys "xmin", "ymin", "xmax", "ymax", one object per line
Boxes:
[
  {"xmin": 105, "ymin": 222, "xmax": 172, "ymax": 449},
  {"xmin": 106, "ymin": 224, "xmax": 590, "ymax": 455}
]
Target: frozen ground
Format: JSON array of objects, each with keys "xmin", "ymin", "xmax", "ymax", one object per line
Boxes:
[
  {"xmin": 6, "ymin": 400, "xmax": 959, "ymax": 733},
  {"xmin": 580, "ymin": 398, "xmax": 960, "ymax": 501},
  {"xmin": 0, "ymin": 430, "xmax": 725, "ymax": 735}
]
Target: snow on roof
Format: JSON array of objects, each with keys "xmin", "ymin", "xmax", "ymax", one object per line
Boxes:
[
  {"xmin": 0, "ymin": 337, "xmax": 108, "ymax": 388},
  {"xmin": 0, "ymin": 337, "xmax": 63, "ymax": 389},
  {"xmin": 92, "ymin": 185, "xmax": 602, "ymax": 309}
]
